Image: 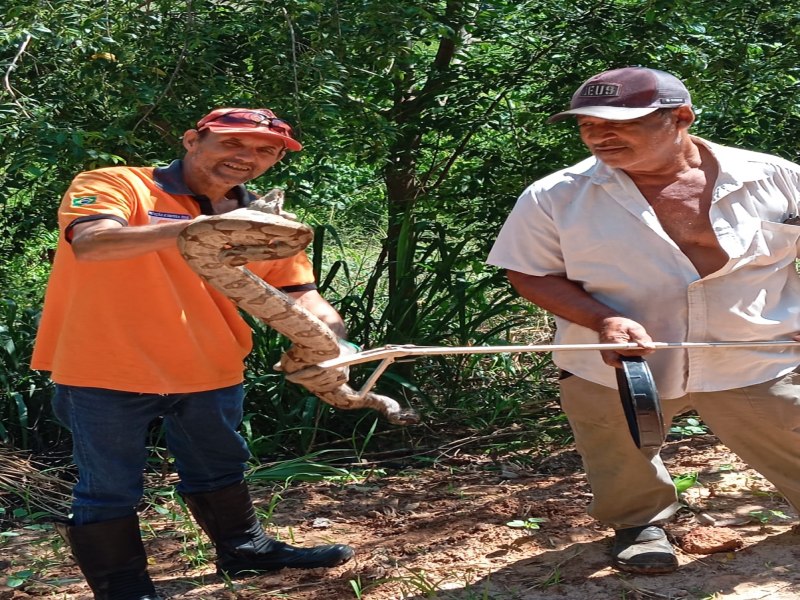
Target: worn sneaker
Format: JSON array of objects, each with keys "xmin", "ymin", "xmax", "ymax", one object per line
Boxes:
[{"xmin": 612, "ymin": 525, "xmax": 678, "ymax": 574}]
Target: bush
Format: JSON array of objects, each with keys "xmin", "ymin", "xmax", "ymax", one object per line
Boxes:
[{"xmin": 0, "ymin": 299, "xmax": 59, "ymax": 451}]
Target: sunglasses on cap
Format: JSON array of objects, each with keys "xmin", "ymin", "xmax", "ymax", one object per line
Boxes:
[{"xmin": 200, "ymin": 110, "xmax": 295, "ymax": 137}]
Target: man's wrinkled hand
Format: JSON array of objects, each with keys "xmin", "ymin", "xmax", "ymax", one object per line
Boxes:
[
  {"xmin": 598, "ymin": 316, "xmax": 655, "ymax": 368},
  {"xmin": 251, "ymin": 188, "xmax": 298, "ymax": 221},
  {"xmin": 285, "ymin": 364, "xmax": 347, "ymax": 393},
  {"xmin": 281, "ymin": 339, "xmax": 360, "ymax": 393}
]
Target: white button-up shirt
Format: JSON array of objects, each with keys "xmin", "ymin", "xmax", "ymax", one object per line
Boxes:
[{"xmin": 487, "ymin": 138, "xmax": 800, "ymax": 398}]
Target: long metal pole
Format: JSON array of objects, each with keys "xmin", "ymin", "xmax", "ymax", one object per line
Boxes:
[{"xmin": 318, "ymin": 340, "xmax": 800, "ymax": 370}]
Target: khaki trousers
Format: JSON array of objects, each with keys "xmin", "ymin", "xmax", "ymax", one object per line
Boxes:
[{"xmin": 559, "ymin": 368, "xmax": 800, "ymax": 529}]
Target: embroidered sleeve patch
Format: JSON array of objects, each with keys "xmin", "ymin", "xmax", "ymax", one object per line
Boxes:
[{"xmin": 71, "ymin": 195, "xmax": 98, "ymax": 206}]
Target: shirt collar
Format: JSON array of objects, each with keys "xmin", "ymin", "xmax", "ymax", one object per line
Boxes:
[
  {"xmin": 692, "ymin": 137, "xmax": 770, "ymax": 185},
  {"xmin": 563, "ymin": 156, "xmax": 605, "ymax": 181},
  {"xmin": 153, "ymin": 160, "xmax": 258, "ymax": 215}
]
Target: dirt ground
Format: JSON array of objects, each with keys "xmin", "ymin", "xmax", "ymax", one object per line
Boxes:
[{"xmin": 2, "ymin": 433, "xmax": 799, "ymax": 600}]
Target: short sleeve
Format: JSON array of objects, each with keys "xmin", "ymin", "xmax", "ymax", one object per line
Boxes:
[
  {"xmin": 247, "ymin": 251, "xmax": 316, "ymax": 289},
  {"xmin": 486, "ymin": 185, "xmax": 567, "ymax": 276},
  {"xmin": 59, "ymin": 169, "xmax": 142, "ymax": 238}
]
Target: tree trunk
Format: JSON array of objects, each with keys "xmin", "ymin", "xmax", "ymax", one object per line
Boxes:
[{"xmin": 382, "ymin": 0, "xmax": 469, "ymax": 343}]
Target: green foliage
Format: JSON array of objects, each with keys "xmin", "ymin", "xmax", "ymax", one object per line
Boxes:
[
  {"xmin": 5, "ymin": 569, "xmax": 34, "ymax": 589},
  {"xmin": 748, "ymin": 509, "xmax": 790, "ymax": 524},
  {"xmin": 324, "ymin": 219, "xmax": 527, "ymax": 346},
  {"xmin": 670, "ymin": 416, "xmax": 709, "ymax": 438},
  {"xmin": 349, "ymin": 576, "xmax": 366, "ymax": 599},
  {"xmin": 673, "ymin": 472, "xmax": 699, "ymax": 494},
  {"xmin": 506, "ymin": 517, "xmax": 547, "ymax": 530},
  {"xmin": 0, "ymin": 299, "xmax": 56, "ymax": 450},
  {"xmin": 246, "ymin": 451, "xmax": 355, "ymax": 483}
]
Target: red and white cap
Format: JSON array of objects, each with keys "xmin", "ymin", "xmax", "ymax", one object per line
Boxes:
[{"xmin": 196, "ymin": 108, "xmax": 303, "ymax": 151}]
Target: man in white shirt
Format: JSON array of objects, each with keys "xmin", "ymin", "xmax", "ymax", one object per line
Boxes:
[{"xmin": 488, "ymin": 66, "xmax": 800, "ymax": 574}]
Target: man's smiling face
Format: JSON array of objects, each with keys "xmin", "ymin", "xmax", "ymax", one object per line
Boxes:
[{"xmin": 182, "ymin": 129, "xmax": 286, "ymax": 193}]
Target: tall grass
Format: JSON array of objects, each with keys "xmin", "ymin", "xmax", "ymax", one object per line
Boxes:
[{"xmin": 240, "ymin": 221, "xmax": 563, "ymax": 458}]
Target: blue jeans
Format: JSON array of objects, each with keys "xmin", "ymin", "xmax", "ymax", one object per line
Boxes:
[{"xmin": 52, "ymin": 384, "xmax": 251, "ymax": 525}]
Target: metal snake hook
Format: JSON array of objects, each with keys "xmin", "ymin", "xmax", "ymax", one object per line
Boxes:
[{"xmin": 325, "ymin": 340, "xmax": 800, "ymax": 399}]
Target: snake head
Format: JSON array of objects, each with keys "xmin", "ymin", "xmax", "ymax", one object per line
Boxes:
[{"xmin": 250, "ymin": 188, "xmax": 297, "ymax": 221}]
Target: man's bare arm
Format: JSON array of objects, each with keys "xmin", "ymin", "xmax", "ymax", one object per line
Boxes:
[
  {"xmin": 506, "ymin": 270, "xmax": 654, "ymax": 367},
  {"xmin": 69, "ymin": 218, "xmax": 196, "ymax": 261},
  {"xmin": 288, "ymin": 289, "xmax": 347, "ymax": 339}
]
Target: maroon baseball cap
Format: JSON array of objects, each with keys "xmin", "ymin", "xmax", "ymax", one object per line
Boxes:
[
  {"xmin": 196, "ymin": 108, "xmax": 303, "ymax": 151},
  {"xmin": 548, "ymin": 67, "xmax": 692, "ymax": 123}
]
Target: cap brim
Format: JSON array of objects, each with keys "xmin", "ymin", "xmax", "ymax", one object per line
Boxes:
[
  {"xmin": 547, "ymin": 106, "xmax": 661, "ymax": 124},
  {"xmin": 201, "ymin": 124, "xmax": 303, "ymax": 151}
]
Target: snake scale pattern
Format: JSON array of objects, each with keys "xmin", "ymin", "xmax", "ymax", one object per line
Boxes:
[{"xmin": 177, "ymin": 189, "xmax": 419, "ymax": 425}]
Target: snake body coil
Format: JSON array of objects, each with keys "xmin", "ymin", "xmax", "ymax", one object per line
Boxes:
[{"xmin": 177, "ymin": 191, "xmax": 419, "ymax": 425}]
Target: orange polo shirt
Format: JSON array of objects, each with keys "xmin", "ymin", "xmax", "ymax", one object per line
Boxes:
[{"xmin": 31, "ymin": 162, "xmax": 316, "ymax": 393}]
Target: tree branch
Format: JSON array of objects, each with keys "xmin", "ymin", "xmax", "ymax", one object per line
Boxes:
[
  {"xmin": 398, "ymin": 0, "xmax": 473, "ymax": 120},
  {"xmin": 3, "ymin": 33, "xmax": 32, "ymax": 118},
  {"xmin": 282, "ymin": 7, "xmax": 302, "ymax": 133},
  {"xmin": 425, "ymin": 2, "xmax": 608, "ymax": 192},
  {"xmin": 132, "ymin": 0, "xmax": 194, "ymax": 133}
]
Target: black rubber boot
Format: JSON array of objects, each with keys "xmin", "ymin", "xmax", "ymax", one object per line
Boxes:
[
  {"xmin": 182, "ymin": 480, "xmax": 354, "ymax": 577},
  {"xmin": 54, "ymin": 515, "xmax": 162, "ymax": 600}
]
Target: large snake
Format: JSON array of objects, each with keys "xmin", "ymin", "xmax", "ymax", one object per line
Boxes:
[{"xmin": 176, "ymin": 189, "xmax": 419, "ymax": 426}]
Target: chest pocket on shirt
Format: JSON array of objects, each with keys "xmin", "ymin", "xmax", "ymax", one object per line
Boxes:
[{"xmin": 735, "ymin": 220, "xmax": 800, "ymax": 271}]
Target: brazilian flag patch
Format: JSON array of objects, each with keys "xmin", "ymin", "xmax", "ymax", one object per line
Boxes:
[{"xmin": 71, "ymin": 195, "xmax": 98, "ymax": 207}]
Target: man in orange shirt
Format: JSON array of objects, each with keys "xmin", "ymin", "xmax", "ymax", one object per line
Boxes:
[{"xmin": 32, "ymin": 108, "xmax": 354, "ymax": 600}]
